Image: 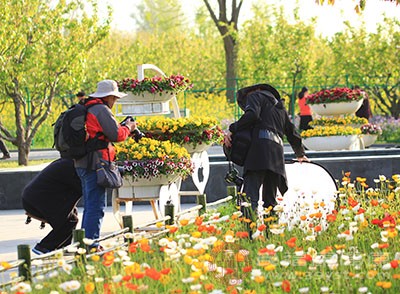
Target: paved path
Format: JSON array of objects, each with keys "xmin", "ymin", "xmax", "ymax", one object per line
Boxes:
[{"xmin": 0, "ymin": 204, "xmax": 195, "ymax": 263}]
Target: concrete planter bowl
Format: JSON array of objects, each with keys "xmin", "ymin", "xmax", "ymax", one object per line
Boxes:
[
  {"xmin": 303, "ymin": 135, "xmax": 360, "ymax": 151},
  {"xmin": 310, "ymin": 100, "xmax": 363, "ymax": 117}
]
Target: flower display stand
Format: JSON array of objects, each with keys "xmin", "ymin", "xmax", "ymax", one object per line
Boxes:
[
  {"xmin": 112, "ymin": 64, "xmax": 211, "ymax": 227},
  {"xmin": 112, "ymin": 64, "xmax": 183, "ymax": 227}
]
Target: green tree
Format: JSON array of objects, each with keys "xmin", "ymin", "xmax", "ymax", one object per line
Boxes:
[
  {"xmin": 328, "ymin": 17, "xmax": 400, "ymax": 118},
  {"xmin": 0, "ymin": 0, "xmax": 111, "ymax": 165},
  {"xmin": 133, "ymin": 0, "xmax": 187, "ymax": 33}
]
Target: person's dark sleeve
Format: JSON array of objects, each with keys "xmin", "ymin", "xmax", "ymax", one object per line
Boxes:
[
  {"xmin": 229, "ymin": 94, "xmax": 261, "ymax": 132},
  {"xmin": 284, "ymin": 111, "xmax": 305, "ymax": 157}
]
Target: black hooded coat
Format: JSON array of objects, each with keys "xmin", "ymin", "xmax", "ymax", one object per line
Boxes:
[{"xmin": 229, "ymin": 84, "xmax": 305, "ymax": 195}]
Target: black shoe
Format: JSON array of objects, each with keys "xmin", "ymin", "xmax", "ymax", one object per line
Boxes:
[
  {"xmin": 32, "ymin": 244, "xmax": 51, "ymax": 255},
  {"xmin": 1, "ymin": 154, "xmax": 10, "ymax": 160}
]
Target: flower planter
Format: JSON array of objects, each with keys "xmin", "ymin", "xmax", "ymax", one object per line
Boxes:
[
  {"xmin": 362, "ymin": 134, "xmax": 378, "ymax": 148},
  {"xmin": 118, "ymin": 175, "xmax": 180, "ymax": 199},
  {"xmin": 120, "ymin": 92, "xmax": 175, "ymax": 104},
  {"xmin": 303, "ymin": 135, "xmax": 359, "ymax": 151},
  {"xmin": 183, "ymin": 143, "xmax": 213, "ymax": 154},
  {"xmin": 309, "ymin": 100, "xmax": 363, "ymax": 117},
  {"xmin": 117, "ymin": 92, "xmax": 175, "ymax": 116}
]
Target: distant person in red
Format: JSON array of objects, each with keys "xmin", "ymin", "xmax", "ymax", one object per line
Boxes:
[
  {"xmin": 298, "ymin": 86, "xmax": 313, "ymax": 131},
  {"xmin": 354, "ymin": 86, "xmax": 372, "ymax": 121}
]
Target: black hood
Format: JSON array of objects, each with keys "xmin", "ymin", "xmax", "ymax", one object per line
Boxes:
[{"xmin": 237, "ymin": 84, "xmax": 281, "ymax": 110}]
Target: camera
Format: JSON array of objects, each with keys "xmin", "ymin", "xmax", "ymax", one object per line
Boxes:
[
  {"xmin": 120, "ymin": 116, "xmax": 145, "ymax": 143},
  {"xmin": 225, "ymin": 166, "xmax": 244, "ymax": 187}
]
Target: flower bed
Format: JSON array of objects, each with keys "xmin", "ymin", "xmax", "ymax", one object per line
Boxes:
[
  {"xmin": 6, "ymin": 173, "xmax": 400, "ymax": 293},
  {"xmin": 115, "ymin": 137, "xmax": 193, "ymax": 180},
  {"xmin": 137, "ymin": 117, "xmax": 224, "ymax": 151},
  {"xmin": 307, "ymin": 87, "xmax": 364, "ymax": 105},
  {"xmin": 117, "ymin": 74, "xmax": 193, "ymax": 96}
]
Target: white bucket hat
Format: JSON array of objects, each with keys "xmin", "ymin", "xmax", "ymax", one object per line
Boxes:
[{"xmin": 89, "ymin": 80, "xmax": 127, "ymax": 99}]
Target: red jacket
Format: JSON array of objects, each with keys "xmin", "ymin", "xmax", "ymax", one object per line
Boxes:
[
  {"xmin": 298, "ymin": 97, "xmax": 312, "ymax": 116},
  {"xmin": 74, "ymin": 98, "xmax": 131, "ymax": 169}
]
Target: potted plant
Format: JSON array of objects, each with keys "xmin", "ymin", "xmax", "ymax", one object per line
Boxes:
[
  {"xmin": 115, "ymin": 137, "xmax": 194, "ymax": 198},
  {"xmin": 307, "ymin": 87, "xmax": 364, "ymax": 116},
  {"xmin": 301, "ymin": 126, "xmax": 362, "ymax": 151},
  {"xmin": 360, "ymin": 123, "xmax": 382, "ymax": 147},
  {"xmin": 138, "ymin": 117, "xmax": 224, "ymax": 153}
]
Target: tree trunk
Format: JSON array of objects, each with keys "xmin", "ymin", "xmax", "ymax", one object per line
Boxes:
[
  {"xmin": 224, "ymin": 35, "xmax": 237, "ymax": 103},
  {"xmin": 17, "ymin": 143, "xmax": 30, "ymax": 166}
]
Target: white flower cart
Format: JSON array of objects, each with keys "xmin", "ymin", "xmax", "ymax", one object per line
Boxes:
[{"xmin": 112, "ymin": 64, "xmax": 210, "ymax": 227}]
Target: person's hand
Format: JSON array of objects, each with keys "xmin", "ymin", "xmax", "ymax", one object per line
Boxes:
[
  {"xmin": 124, "ymin": 119, "xmax": 137, "ymax": 132},
  {"xmin": 297, "ymin": 155, "xmax": 310, "ymax": 163},
  {"xmin": 224, "ymin": 132, "xmax": 233, "ymax": 148}
]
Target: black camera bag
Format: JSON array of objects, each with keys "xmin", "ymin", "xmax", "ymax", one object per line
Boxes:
[{"xmin": 224, "ymin": 127, "xmax": 252, "ymax": 166}]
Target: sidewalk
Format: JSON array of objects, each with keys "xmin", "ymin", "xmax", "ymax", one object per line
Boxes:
[{"xmin": 0, "ymin": 204, "xmax": 186, "ymax": 263}]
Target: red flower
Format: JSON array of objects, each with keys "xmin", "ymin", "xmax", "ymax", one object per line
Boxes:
[
  {"xmin": 257, "ymin": 224, "xmax": 267, "ymax": 231},
  {"xmin": 390, "ymin": 260, "xmax": 399, "ymax": 269},
  {"xmin": 145, "ymin": 268, "xmax": 161, "ymax": 280},
  {"xmin": 282, "ymin": 280, "xmax": 291, "ymax": 292},
  {"xmin": 243, "ymin": 265, "xmax": 252, "ymax": 272},
  {"xmin": 125, "ymin": 283, "xmax": 138, "ymax": 290},
  {"xmin": 184, "ymin": 136, "xmax": 190, "ymax": 142},
  {"xmin": 161, "ymin": 268, "xmax": 171, "ymax": 275},
  {"xmin": 132, "ymin": 272, "xmax": 145, "ymax": 279},
  {"xmin": 286, "ymin": 237, "xmax": 297, "ymax": 248},
  {"xmin": 236, "ymin": 231, "xmax": 249, "ymax": 238}
]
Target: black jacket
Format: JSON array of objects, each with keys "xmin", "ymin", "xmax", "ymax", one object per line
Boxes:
[
  {"xmin": 229, "ymin": 85, "xmax": 305, "ymax": 194},
  {"xmin": 22, "ymin": 158, "xmax": 82, "ymax": 224}
]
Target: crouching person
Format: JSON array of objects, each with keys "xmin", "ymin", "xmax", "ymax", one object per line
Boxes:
[{"xmin": 22, "ymin": 158, "xmax": 82, "ymax": 255}]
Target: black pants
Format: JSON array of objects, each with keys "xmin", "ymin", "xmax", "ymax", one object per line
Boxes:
[
  {"xmin": 0, "ymin": 139, "xmax": 10, "ymax": 156},
  {"xmin": 299, "ymin": 115, "xmax": 313, "ymax": 131},
  {"xmin": 22, "ymin": 199, "xmax": 78, "ymax": 250},
  {"xmin": 243, "ymin": 170, "xmax": 280, "ymax": 211}
]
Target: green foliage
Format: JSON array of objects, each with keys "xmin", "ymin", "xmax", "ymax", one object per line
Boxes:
[
  {"xmin": 0, "ymin": 0, "xmax": 111, "ymax": 165},
  {"xmin": 133, "ymin": 0, "xmax": 188, "ymax": 33}
]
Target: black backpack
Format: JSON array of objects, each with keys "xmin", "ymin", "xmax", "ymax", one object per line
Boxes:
[{"xmin": 53, "ymin": 103, "xmax": 108, "ymax": 159}]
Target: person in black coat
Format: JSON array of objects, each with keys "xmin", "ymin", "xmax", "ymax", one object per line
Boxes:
[
  {"xmin": 224, "ymin": 84, "xmax": 309, "ymax": 212},
  {"xmin": 22, "ymin": 158, "xmax": 82, "ymax": 254}
]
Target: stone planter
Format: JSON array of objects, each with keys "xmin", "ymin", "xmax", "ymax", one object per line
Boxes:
[
  {"xmin": 118, "ymin": 174, "xmax": 180, "ymax": 199},
  {"xmin": 362, "ymin": 134, "xmax": 378, "ymax": 148},
  {"xmin": 303, "ymin": 135, "xmax": 359, "ymax": 151},
  {"xmin": 309, "ymin": 100, "xmax": 363, "ymax": 117}
]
